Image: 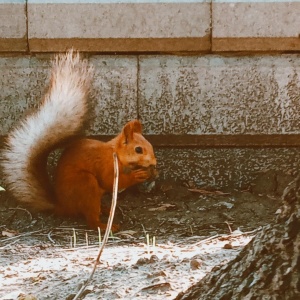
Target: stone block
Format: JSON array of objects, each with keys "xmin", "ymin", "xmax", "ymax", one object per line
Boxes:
[
  {"xmin": 138, "ymin": 55, "xmax": 300, "ymax": 134},
  {"xmin": 27, "ymin": 1, "xmax": 210, "ymax": 52},
  {"xmin": 0, "ymin": 55, "xmax": 50, "ymax": 135},
  {"xmin": 0, "ymin": 55, "xmax": 137, "ymax": 135},
  {"xmin": 88, "ymin": 56, "xmax": 138, "ymax": 134},
  {"xmin": 212, "ymin": 1, "xmax": 300, "ymax": 51},
  {"xmin": 0, "ymin": 1, "xmax": 27, "ymax": 52},
  {"xmin": 156, "ymin": 147, "xmax": 300, "ymax": 190}
]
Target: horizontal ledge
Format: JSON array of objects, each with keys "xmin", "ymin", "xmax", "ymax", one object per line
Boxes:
[
  {"xmin": 1, "ymin": 134, "xmax": 300, "ymax": 148},
  {"xmin": 28, "ymin": 37, "xmax": 210, "ymax": 52},
  {"xmin": 0, "ymin": 38, "xmax": 27, "ymax": 52},
  {"xmin": 95, "ymin": 134, "xmax": 300, "ymax": 148},
  {"xmin": 3, "ymin": 37, "xmax": 300, "ymax": 53},
  {"xmin": 212, "ymin": 37, "xmax": 300, "ymax": 52}
]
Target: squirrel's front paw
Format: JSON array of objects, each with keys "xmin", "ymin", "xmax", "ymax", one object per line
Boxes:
[{"xmin": 131, "ymin": 169, "xmax": 150, "ymax": 183}]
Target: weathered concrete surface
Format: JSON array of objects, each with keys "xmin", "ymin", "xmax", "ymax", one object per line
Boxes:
[
  {"xmin": 2, "ymin": 54, "xmax": 300, "ymax": 136},
  {"xmin": 0, "ymin": 55, "xmax": 50, "ymax": 135},
  {"xmin": 1, "ymin": 54, "xmax": 300, "ymax": 189},
  {"xmin": 27, "ymin": 1, "xmax": 210, "ymax": 52},
  {"xmin": 156, "ymin": 147, "xmax": 300, "ymax": 190},
  {"xmin": 139, "ymin": 55, "xmax": 300, "ymax": 134},
  {"xmin": 1, "ymin": 145, "xmax": 299, "ymax": 191},
  {"xmin": 212, "ymin": 1, "xmax": 300, "ymax": 51},
  {"xmin": 89, "ymin": 56, "xmax": 138, "ymax": 134},
  {"xmin": 0, "ymin": 55, "xmax": 137, "ymax": 135},
  {"xmin": 0, "ymin": 2, "xmax": 27, "ymax": 52}
]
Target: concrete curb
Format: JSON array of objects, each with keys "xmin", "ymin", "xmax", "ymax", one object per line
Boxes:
[{"xmin": 1, "ymin": 1, "xmax": 299, "ymax": 53}]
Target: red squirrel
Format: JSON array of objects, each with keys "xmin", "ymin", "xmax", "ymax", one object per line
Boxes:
[{"xmin": 1, "ymin": 51, "xmax": 157, "ymax": 231}]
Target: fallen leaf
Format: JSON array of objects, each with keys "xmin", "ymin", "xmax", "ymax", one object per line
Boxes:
[{"xmin": 2, "ymin": 229, "xmax": 19, "ymax": 238}]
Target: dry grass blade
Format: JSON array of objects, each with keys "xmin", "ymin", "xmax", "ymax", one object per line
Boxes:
[
  {"xmin": 0, "ymin": 229, "xmax": 45, "ymax": 244},
  {"xmin": 188, "ymin": 188, "xmax": 230, "ymax": 196},
  {"xmin": 73, "ymin": 152, "xmax": 119, "ymax": 300}
]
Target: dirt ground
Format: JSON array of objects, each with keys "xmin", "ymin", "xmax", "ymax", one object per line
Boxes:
[{"xmin": 0, "ymin": 170, "xmax": 289, "ymax": 300}]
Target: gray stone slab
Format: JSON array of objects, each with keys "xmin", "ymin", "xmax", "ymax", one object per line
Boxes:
[
  {"xmin": 0, "ymin": 55, "xmax": 137, "ymax": 135},
  {"xmin": 212, "ymin": 1, "xmax": 300, "ymax": 51},
  {"xmin": 156, "ymin": 147, "xmax": 300, "ymax": 190},
  {"xmin": 89, "ymin": 56, "xmax": 138, "ymax": 134},
  {"xmin": 138, "ymin": 55, "xmax": 300, "ymax": 135},
  {"xmin": 27, "ymin": 1, "xmax": 210, "ymax": 52},
  {"xmin": 0, "ymin": 55, "xmax": 51, "ymax": 135},
  {"xmin": 0, "ymin": 2, "xmax": 27, "ymax": 51}
]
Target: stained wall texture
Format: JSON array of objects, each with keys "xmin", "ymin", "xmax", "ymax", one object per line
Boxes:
[
  {"xmin": 1, "ymin": 0, "xmax": 300, "ymax": 189},
  {"xmin": 0, "ymin": 55, "xmax": 138, "ymax": 135},
  {"xmin": 139, "ymin": 55, "xmax": 300, "ymax": 135},
  {"xmin": 1, "ymin": 54, "xmax": 300, "ymax": 136},
  {"xmin": 156, "ymin": 148, "xmax": 300, "ymax": 189},
  {"xmin": 1, "ymin": 54, "xmax": 300, "ymax": 188}
]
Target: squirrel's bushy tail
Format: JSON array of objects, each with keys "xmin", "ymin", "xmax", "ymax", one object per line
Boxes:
[{"xmin": 1, "ymin": 50, "xmax": 94, "ymax": 211}]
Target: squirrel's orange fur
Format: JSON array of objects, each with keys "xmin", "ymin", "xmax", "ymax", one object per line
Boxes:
[
  {"xmin": 1, "ymin": 51, "xmax": 157, "ymax": 231},
  {"xmin": 54, "ymin": 121, "xmax": 157, "ymax": 231}
]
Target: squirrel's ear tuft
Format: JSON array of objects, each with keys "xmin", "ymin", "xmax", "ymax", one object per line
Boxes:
[
  {"xmin": 122, "ymin": 120, "xmax": 142, "ymax": 144},
  {"xmin": 131, "ymin": 119, "xmax": 142, "ymax": 134}
]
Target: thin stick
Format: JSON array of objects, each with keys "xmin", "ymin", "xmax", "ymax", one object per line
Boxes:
[
  {"xmin": 0, "ymin": 229, "xmax": 45, "ymax": 244},
  {"xmin": 73, "ymin": 152, "xmax": 119, "ymax": 300},
  {"xmin": 47, "ymin": 230, "xmax": 55, "ymax": 244},
  {"xmin": 188, "ymin": 188, "xmax": 230, "ymax": 196},
  {"xmin": 8, "ymin": 207, "xmax": 33, "ymax": 220},
  {"xmin": 85, "ymin": 232, "xmax": 89, "ymax": 248},
  {"xmin": 225, "ymin": 221, "xmax": 233, "ymax": 234},
  {"xmin": 73, "ymin": 228, "xmax": 77, "ymax": 248},
  {"xmin": 191, "ymin": 227, "xmax": 262, "ymax": 247},
  {"xmin": 98, "ymin": 227, "xmax": 102, "ymax": 247}
]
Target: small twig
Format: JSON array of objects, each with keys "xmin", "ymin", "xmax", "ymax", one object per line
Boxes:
[
  {"xmin": 47, "ymin": 230, "xmax": 55, "ymax": 244},
  {"xmin": 53, "ymin": 226, "xmax": 91, "ymax": 231},
  {"xmin": 118, "ymin": 205, "xmax": 125, "ymax": 219},
  {"xmin": 192, "ymin": 234, "xmax": 220, "ymax": 246},
  {"xmin": 98, "ymin": 227, "xmax": 102, "ymax": 247},
  {"xmin": 141, "ymin": 224, "xmax": 147, "ymax": 236},
  {"xmin": 230, "ymin": 227, "xmax": 262, "ymax": 236},
  {"xmin": 0, "ymin": 229, "xmax": 45, "ymax": 244},
  {"xmin": 188, "ymin": 188, "xmax": 230, "ymax": 196},
  {"xmin": 0, "ymin": 239, "xmax": 19, "ymax": 250},
  {"xmin": 8, "ymin": 207, "xmax": 33, "ymax": 220},
  {"xmin": 73, "ymin": 152, "xmax": 119, "ymax": 300},
  {"xmin": 74, "ymin": 229, "xmax": 77, "ymax": 248},
  {"xmin": 225, "ymin": 221, "xmax": 233, "ymax": 234},
  {"xmin": 191, "ymin": 227, "xmax": 262, "ymax": 247},
  {"xmin": 189, "ymin": 225, "xmax": 194, "ymax": 236},
  {"xmin": 85, "ymin": 232, "xmax": 89, "ymax": 248}
]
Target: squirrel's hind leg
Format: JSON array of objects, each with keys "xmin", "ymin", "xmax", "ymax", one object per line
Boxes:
[{"xmin": 55, "ymin": 171, "xmax": 119, "ymax": 231}]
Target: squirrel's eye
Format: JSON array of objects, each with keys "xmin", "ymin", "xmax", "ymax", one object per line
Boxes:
[{"xmin": 135, "ymin": 146, "xmax": 143, "ymax": 154}]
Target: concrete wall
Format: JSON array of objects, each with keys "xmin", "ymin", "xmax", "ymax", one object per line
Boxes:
[
  {"xmin": 1, "ymin": 1, "xmax": 300, "ymax": 189},
  {"xmin": 2, "ymin": 54, "xmax": 300, "ymax": 136},
  {"xmin": 1, "ymin": 53, "xmax": 300, "ymax": 188},
  {"xmin": 139, "ymin": 55, "xmax": 300, "ymax": 135}
]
